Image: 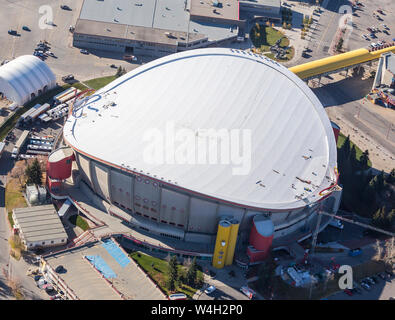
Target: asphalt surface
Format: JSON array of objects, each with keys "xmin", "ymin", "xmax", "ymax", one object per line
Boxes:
[{"xmin": 0, "ymin": 0, "xmax": 141, "ymax": 82}]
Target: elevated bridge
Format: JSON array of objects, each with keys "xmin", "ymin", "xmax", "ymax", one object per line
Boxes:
[{"xmin": 289, "ymin": 45, "xmax": 395, "ymax": 81}]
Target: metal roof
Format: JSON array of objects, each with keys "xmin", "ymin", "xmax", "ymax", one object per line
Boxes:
[
  {"xmin": 64, "ymin": 48, "xmax": 338, "ymax": 210},
  {"xmin": 13, "ymin": 205, "xmax": 67, "ymax": 244}
]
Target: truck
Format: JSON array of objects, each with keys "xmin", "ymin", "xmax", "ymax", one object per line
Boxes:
[{"xmin": 11, "ymin": 130, "xmax": 30, "ymax": 159}]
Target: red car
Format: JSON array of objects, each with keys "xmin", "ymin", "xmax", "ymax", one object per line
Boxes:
[{"xmin": 344, "ymin": 289, "xmax": 353, "ymax": 296}]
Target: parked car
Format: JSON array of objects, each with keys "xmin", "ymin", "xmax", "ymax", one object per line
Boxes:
[
  {"xmin": 240, "ymin": 286, "xmax": 256, "ymax": 299},
  {"xmin": 55, "ymin": 265, "xmax": 66, "ymax": 273},
  {"xmin": 60, "ymin": 5, "xmax": 72, "ymax": 10},
  {"xmin": 8, "ymin": 29, "xmax": 17, "ymax": 35},
  {"xmin": 365, "ymin": 277, "xmax": 375, "ymax": 285},
  {"xmin": 62, "ymin": 74, "xmax": 74, "ymax": 82},
  {"xmin": 378, "ymin": 272, "xmax": 387, "ymax": 280},
  {"xmin": 80, "ymin": 49, "xmax": 89, "ymax": 54},
  {"xmin": 110, "ymin": 64, "xmax": 117, "ymax": 68},
  {"xmin": 22, "ymin": 25, "xmax": 31, "ymax": 31},
  {"xmin": 167, "ymin": 293, "xmax": 187, "ymax": 300},
  {"xmin": 360, "ymin": 281, "xmax": 371, "ymax": 291},
  {"xmin": 204, "ymin": 285, "xmax": 216, "ymax": 295},
  {"xmin": 349, "ymin": 248, "xmax": 362, "ymax": 257},
  {"xmin": 344, "ymin": 289, "xmax": 353, "ymax": 296}
]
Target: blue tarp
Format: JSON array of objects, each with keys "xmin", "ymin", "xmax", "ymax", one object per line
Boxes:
[
  {"xmin": 101, "ymin": 239, "xmax": 130, "ymax": 268},
  {"xmin": 85, "ymin": 255, "xmax": 117, "ymax": 279}
]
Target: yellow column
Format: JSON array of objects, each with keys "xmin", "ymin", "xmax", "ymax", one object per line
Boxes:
[
  {"xmin": 212, "ymin": 220, "xmax": 231, "ymax": 269},
  {"xmin": 225, "ymin": 219, "xmax": 239, "ymax": 266}
]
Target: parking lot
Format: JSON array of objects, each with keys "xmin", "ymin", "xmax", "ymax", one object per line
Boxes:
[
  {"xmin": 328, "ymin": 271, "xmax": 395, "ymax": 300},
  {"xmin": 0, "ymin": 0, "xmax": 140, "ymax": 83},
  {"xmin": 345, "ymin": 0, "xmax": 395, "ymax": 52}
]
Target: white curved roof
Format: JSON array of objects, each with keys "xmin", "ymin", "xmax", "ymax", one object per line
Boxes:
[
  {"xmin": 64, "ymin": 48, "xmax": 337, "ymax": 210},
  {"xmin": 0, "ymin": 55, "xmax": 56, "ymax": 105}
]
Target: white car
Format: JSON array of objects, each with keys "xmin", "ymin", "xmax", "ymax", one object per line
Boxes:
[
  {"xmin": 329, "ymin": 218, "xmax": 344, "ymax": 230},
  {"xmin": 362, "ymin": 35, "xmax": 369, "ymax": 40},
  {"xmin": 204, "ymin": 285, "xmax": 216, "ymax": 295}
]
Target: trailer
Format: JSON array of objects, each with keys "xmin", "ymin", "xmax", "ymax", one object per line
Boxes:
[
  {"xmin": 0, "ymin": 142, "xmax": 5, "ymax": 159},
  {"xmin": 26, "ymin": 149, "xmax": 50, "ymax": 156},
  {"xmin": 11, "ymin": 130, "xmax": 30, "ymax": 159},
  {"xmin": 27, "ymin": 144, "xmax": 52, "ymax": 151},
  {"xmin": 19, "ymin": 104, "xmax": 41, "ymax": 124},
  {"xmin": 57, "ymin": 89, "xmax": 81, "ymax": 104},
  {"xmin": 29, "ymin": 139, "xmax": 53, "ymax": 147},
  {"xmin": 53, "ymin": 88, "xmax": 75, "ymax": 103},
  {"xmin": 28, "ymin": 103, "xmax": 51, "ymax": 122}
]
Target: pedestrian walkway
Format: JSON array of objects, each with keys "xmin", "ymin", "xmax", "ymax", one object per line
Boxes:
[{"xmin": 101, "ymin": 239, "xmax": 130, "ymax": 268}]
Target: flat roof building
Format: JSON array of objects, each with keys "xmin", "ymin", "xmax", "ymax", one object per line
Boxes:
[
  {"xmin": 13, "ymin": 205, "xmax": 68, "ymax": 249},
  {"xmin": 73, "ymin": 0, "xmax": 279, "ymax": 58}
]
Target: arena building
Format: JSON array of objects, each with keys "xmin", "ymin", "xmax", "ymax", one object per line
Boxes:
[
  {"xmin": 73, "ymin": 0, "xmax": 282, "ymax": 57},
  {"xmin": 48, "ymin": 48, "xmax": 341, "ymax": 264}
]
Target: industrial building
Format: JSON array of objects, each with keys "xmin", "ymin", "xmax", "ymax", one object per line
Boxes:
[
  {"xmin": 73, "ymin": 0, "xmax": 282, "ymax": 57},
  {"xmin": 12, "ymin": 205, "xmax": 68, "ymax": 250},
  {"xmin": 0, "ymin": 55, "xmax": 56, "ymax": 105},
  {"xmin": 48, "ymin": 48, "xmax": 341, "ymax": 265}
]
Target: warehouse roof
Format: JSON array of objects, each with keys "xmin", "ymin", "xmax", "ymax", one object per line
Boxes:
[
  {"xmin": 77, "ymin": 0, "xmax": 236, "ymax": 42},
  {"xmin": 64, "ymin": 48, "xmax": 338, "ymax": 211},
  {"xmin": 13, "ymin": 205, "xmax": 67, "ymax": 244},
  {"xmin": 0, "ymin": 55, "xmax": 56, "ymax": 105}
]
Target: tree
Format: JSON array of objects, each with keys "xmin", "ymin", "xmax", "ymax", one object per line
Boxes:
[
  {"xmin": 186, "ymin": 257, "xmax": 198, "ymax": 286},
  {"xmin": 25, "ymin": 158, "xmax": 42, "ymax": 185},
  {"xmin": 336, "ymin": 38, "xmax": 344, "ymax": 51},
  {"xmin": 360, "ymin": 150, "xmax": 370, "ymax": 170},
  {"xmin": 167, "ymin": 255, "xmax": 179, "ymax": 292},
  {"xmin": 115, "ymin": 66, "xmax": 126, "ymax": 78}
]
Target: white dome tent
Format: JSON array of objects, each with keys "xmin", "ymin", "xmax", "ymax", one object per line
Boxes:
[{"xmin": 0, "ymin": 55, "xmax": 56, "ymax": 105}]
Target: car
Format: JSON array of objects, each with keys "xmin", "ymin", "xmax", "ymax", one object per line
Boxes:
[
  {"xmin": 360, "ymin": 281, "xmax": 371, "ymax": 291},
  {"xmin": 382, "ymin": 24, "xmax": 389, "ymax": 29},
  {"xmin": 60, "ymin": 5, "xmax": 72, "ymax": 10},
  {"xmin": 378, "ymin": 272, "xmax": 387, "ymax": 280},
  {"xmin": 329, "ymin": 219, "xmax": 344, "ymax": 230},
  {"xmin": 168, "ymin": 293, "xmax": 187, "ymax": 300},
  {"xmin": 204, "ymin": 285, "xmax": 216, "ymax": 295},
  {"xmin": 33, "ymin": 275, "xmax": 42, "ymax": 282},
  {"xmin": 123, "ymin": 54, "xmax": 138, "ymax": 62},
  {"xmin": 344, "ymin": 289, "xmax": 353, "ymax": 296},
  {"xmin": 80, "ymin": 49, "xmax": 89, "ymax": 54},
  {"xmin": 22, "ymin": 26, "xmax": 31, "ymax": 31},
  {"xmin": 110, "ymin": 64, "xmax": 117, "ymax": 68},
  {"xmin": 62, "ymin": 74, "xmax": 74, "ymax": 82},
  {"xmin": 362, "ymin": 35, "xmax": 369, "ymax": 40},
  {"xmin": 385, "ymin": 270, "xmax": 394, "ymax": 278},
  {"xmin": 240, "ymin": 286, "xmax": 256, "ymax": 299},
  {"xmin": 55, "ymin": 265, "xmax": 66, "ymax": 273},
  {"xmin": 365, "ymin": 277, "xmax": 375, "ymax": 285},
  {"xmin": 8, "ymin": 29, "xmax": 17, "ymax": 35}
]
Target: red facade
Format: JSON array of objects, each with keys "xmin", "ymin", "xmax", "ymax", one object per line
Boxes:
[
  {"xmin": 330, "ymin": 121, "xmax": 340, "ymax": 143},
  {"xmin": 47, "ymin": 153, "xmax": 74, "ymax": 180}
]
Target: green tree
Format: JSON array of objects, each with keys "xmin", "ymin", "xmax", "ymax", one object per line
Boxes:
[
  {"xmin": 167, "ymin": 255, "xmax": 178, "ymax": 292},
  {"xmin": 186, "ymin": 257, "xmax": 198, "ymax": 286},
  {"xmin": 360, "ymin": 150, "xmax": 370, "ymax": 170},
  {"xmin": 25, "ymin": 158, "xmax": 42, "ymax": 185}
]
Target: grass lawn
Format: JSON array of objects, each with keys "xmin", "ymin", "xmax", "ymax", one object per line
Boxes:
[
  {"xmin": 5, "ymin": 178, "xmax": 27, "ymax": 226},
  {"xmin": 68, "ymin": 214, "xmax": 90, "ymax": 231},
  {"xmin": 337, "ymin": 132, "xmax": 372, "ymax": 167},
  {"xmin": 84, "ymin": 76, "xmax": 117, "ymax": 91},
  {"xmin": 130, "ymin": 251, "xmax": 202, "ymax": 299},
  {"xmin": 250, "ymin": 26, "xmax": 293, "ymax": 61}
]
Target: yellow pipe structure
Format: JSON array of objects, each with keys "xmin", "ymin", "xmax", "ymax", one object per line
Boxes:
[
  {"xmin": 212, "ymin": 220, "xmax": 232, "ymax": 269},
  {"xmin": 224, "ymin": 219, "xmax": 240, "ymax": 266},
  {"xmin": 289, "ymin": 46, "xmax": 395, "ymax": 80}
]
